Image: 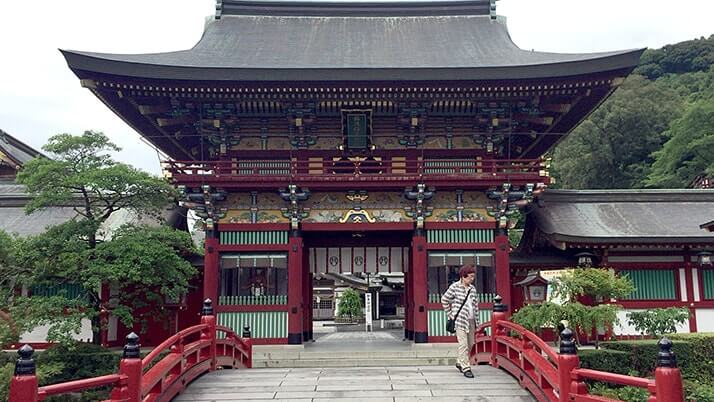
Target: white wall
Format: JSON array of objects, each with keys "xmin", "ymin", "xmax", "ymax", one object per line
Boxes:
[
  {"xmin": 19, "ymin": 319, "xmax": 94, "ymax": 343},
  {"xmin": 615, "ymin": 309, "xmax": 690, "ymax": 336},
  {"xmin": 695, "ymin": 309, "xmax": 714, "ymax": 332}
]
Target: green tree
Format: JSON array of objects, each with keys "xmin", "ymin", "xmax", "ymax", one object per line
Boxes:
[
  {"xmin": 337, "ymin": 289, "xmax": 363, "ymax": 320},
  {"xmin": 8, "ymin": 131, "xmax": 196, "ymax": 344},
  {"xmin": 551, "ymin": 75, "xmax": 683, "ymax": 189},
  {"xmin": 512, "ymin": 268, "xmax": 634, "ymax": 348},
  {"xmin": 626, "ymin": 308, "xmax": 690, "ymax": 337},
  {"xmin": 647, "ymin": 101, "xmax": 714, "ymax": 187}
]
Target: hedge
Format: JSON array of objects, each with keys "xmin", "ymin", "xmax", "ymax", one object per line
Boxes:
[{"xmin": 581, "ymin": 333, "xmax": 714, "ymax": 402}]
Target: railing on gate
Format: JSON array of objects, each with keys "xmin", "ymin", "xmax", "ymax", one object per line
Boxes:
[
  {"xmin": 8, "ymin": 299, "xmax": 252, "ymax": 402},
  {"xmin": 471, "ymin": 295, "xmax": 684, "ymax": 402}
]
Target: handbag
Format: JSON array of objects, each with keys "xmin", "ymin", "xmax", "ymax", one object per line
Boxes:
[{"xmin": 445, "ymin": 287, "xmax": 473, "ymax": 334}]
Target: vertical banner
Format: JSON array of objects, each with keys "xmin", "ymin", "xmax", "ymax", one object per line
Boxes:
[
  {"xmin": 327, "ymin": 248, "xmax": 340, "ymax": 273},
  {"xmin": 365, "ymin": 247, "xmax": 377, "ymax": 273},
  {"xmin": 377, "ymin": 247, "xmax": 390, "ymax": 273},
  {"xmin": 365, "ymin": 293, "xmax": 373, "ymax": 332},
  {"xmin": 390, "ymin": 247, "xmax": 403, "ymax": 274},
  {"xmin": 340, "ymin": 247, "xmax": 352, "ymax": 273},
  {"xmin": 353, "ymin": 247, "xmax": 366, "ymax": 273}
]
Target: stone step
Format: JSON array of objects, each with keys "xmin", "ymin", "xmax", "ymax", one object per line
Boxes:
[
  {"xmin": 174, "ymin": 366, "xmax": 535, "ymax": 401},
  {"xmin": 253, "ymin": 357, "xmax": 457, "ymax": 368}
]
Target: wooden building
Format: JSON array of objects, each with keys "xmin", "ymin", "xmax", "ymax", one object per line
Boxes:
[
  {"xmin": 61, "ymin": 0, "xmax": 643, "ymax": 343},
  {"xmin": 513, "ymin": 190, "xmax": 714, "ymax": 335}
]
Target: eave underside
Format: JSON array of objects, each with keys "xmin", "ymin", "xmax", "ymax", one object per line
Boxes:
[{"xmin": 74, "ymin": 70, "xmax": 630, "ymax": 161}]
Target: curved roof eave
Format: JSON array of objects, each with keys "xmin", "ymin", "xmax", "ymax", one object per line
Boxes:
[{"xmin": 61, "ymin": 48, "xmax": 644, "ymax": 82}]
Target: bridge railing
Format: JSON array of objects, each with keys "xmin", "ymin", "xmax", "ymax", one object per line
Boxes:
[
  {"xmin": 8, "ymin": 298, "xmax": 252, "ymax": 402},
  {"xmin": 472, "ymin": 295, "xmax": 684, "ymax": 402}
]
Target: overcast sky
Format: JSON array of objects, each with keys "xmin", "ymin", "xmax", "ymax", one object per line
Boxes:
[{"xmin": 1, "ymin": 0, "xmax": 712, "ymax": 174}]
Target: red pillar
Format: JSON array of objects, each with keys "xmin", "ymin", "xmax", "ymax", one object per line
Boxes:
[
  {"xmin": 203, "ymin": 230, "xmax": 220, "ymax": 305},
  {"xmin": 288, "ymin": 234, "xmax": 304, "ymax": 344},
  {"xmin": 495, "ymin": 233, "xmax": 511, "ymax": 314},
  {"xmin": 302, "ymin": 249, "xmax": 311, "ymax": 342},
  {"xmin": 405, "ymin": 263, "xmax": 413, "ymax": 340},
  {"xmin": 412, "ymin": 233, "xmax": 428, "ymax": 343}
]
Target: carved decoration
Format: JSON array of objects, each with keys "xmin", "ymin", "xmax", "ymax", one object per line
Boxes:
[
  {"xmin": 404, "ymin": 184, "xmax": 434, "ymax": 229},
  {"xmin": 279, "ymin": 184, "xmax": 311, "ymax": 230}
]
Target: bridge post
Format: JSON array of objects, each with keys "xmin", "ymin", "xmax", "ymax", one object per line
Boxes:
[
  {"xmin": 654, "ymin": 337, "xmax": 684, "ymax": 402},
  {"xmin": 558, "ymin": 328, "xmax": 581, "ymax": 402},
  {"xmin": 201, "ymin": 298, "xmax": 218, "ymax": 371},
  {"xmin": 243, "ymin": 326, "xmax": 253, "ymax": 368},
  {"xmin": 490, "ymin": 295, "xmax": 507, "ymax": 367},
  {"xmin": 8, "ymin": 345, "xmax": 38, "ymax": 402},
  {"xmin": 112, "ymin": 332, "xmax": 142, "ymax": 402}
]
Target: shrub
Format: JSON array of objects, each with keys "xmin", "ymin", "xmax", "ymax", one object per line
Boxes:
[
  {"xmin": 578, "ymin": 349, "xmax": 631, "ymax": 375},
  {"xmin": 627, "ymin": 308, "xmax": 690, "ymax": 337},
  {"xmin": 0, "ymin": 343, "xmax": 120, "ymax": 401},
  {"xmin": 337, "ymin": 288, "xmax": 363, "ymax": 319}
]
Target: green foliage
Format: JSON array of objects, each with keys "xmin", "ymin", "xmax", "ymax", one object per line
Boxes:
[
  {"xmin": 685, "ymin": 381, "xmax": 714, "ymax": 402},
  {"xmin": 578, "ymin": 348, "xmax": 631, "ymax": 375},
  {"xmin": 0, "ymin": 343, "xmax": 120, "ymax": 401},
  {"xmin": 551, "ymin": 268, "xmax": 635, "ymax": 303},
  {"xmin": 586, "ymin": 334, "xmax": 714, "ymax": 401},
  {"xmin": 6, "ymin": 131, "xmax": 196, "ymax": 344},
  {"xmin": 588, "ymin": 382, "xmax": 649, "ymax": 402},
  {"xmin": 337, "ymin": 289, "xmax": 363, "ymax": 319},
  {"xmin": 551, "ymin": 75, "xmax": 683, "ymax": 189},
  {"xmin": 16, "ymin": 131, "xmax": 176, "ymax": 225},
  {"xmin": 647, "ymin": 100, "xmax": 714, "ymax": 187},
  {"xmin": 626, "ymin": 308, "xmax": 690, "ymax": 337},
  {"xmin": 635, "ymin": 35, "xmax": 714, "ymax": 79},
  {"xmin": 551, "ymin": 35, "xmax": 714, "ymax": 189},
  {"xmin": 513, "ymin": 268, "xmax": 632, "ymax": 347}
]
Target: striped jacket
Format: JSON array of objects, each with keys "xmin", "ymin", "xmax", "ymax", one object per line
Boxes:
[{"xmin": 441, "ymin": 281, "xmax": 479, "ymax": 332}]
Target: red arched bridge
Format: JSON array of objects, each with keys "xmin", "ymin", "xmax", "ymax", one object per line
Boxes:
[{"xmin": 9, "ymin": 298, "xmax": 685, "ymax": 402}]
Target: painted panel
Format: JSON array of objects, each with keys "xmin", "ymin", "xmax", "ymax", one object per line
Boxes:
[
  {"xmin": 679, "ymin": 268, "xmax": 688, "ymax": 302},
  {"xmin": 220, "ymin": 231, "xmax": 288, "ymax": 245},
  {"xmin": 218, "ymin": 311, "xmax": 288, "ymax": 339},
  {"xmin": 704, "ymin": 270, "xmax": 714, "ymax": 300},
  {"xmin": 427, "ymin": 229, "xmax": 494, "ymax": 243},
  {"xmin": 695, "ymin": 309, "xmax": 714, "ymax": 332},
  {"xmin": 620, "ymin": 269, "xmax": 676, "ymax": 300},
  {"xmin": 218, "ymin": 295, "xmax": 288, "ymax": 305},
  {"xmin": 427, "ymin": 309, "xmax": 492, "ymax": 337}
]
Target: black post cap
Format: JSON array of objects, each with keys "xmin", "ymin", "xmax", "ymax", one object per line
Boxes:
[
  {"xmin": 123, "ymin": 332, "xmax": 141, "ymax": 359},
  {"xmin": 202, "ymin": 298, "xmax": 214, "ymax": 316},
  {"xmin": 14, "ymin": 344, "xmax": 35, "ymax": 376},
  {"xmin": 559, "ymin": 328, "xmax": 577, "ymax": 355},
  {"xmin": 657, "ymin": 337, "xmax": 677, "ymax": 368},
  {"xmin": 242, "ymin": 326, "xmax": 252, "ymax": 338},
  {"xmin": 493, "ymin": 295, "xmax": 508, "ymax": 312}
]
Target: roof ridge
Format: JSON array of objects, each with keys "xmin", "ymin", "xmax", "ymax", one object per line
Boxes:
[{"xmin": 215, "ymin": 0, "xmax": 498, "ymax": 18}]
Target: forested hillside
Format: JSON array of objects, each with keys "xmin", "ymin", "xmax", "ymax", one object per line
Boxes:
[{"xmin": 551, "ymin": 35, "xmax": 714, "ymax": 189}]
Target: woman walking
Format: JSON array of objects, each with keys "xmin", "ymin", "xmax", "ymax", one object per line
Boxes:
[{"xmin": 441, "ymin": 265, "xmax": 479, "ymax": 378}]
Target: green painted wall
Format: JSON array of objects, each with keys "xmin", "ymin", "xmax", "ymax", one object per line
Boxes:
[
  {"xmin": 31, "ymin": 283, "xmax": 87, "ymax": 300},
  {"xmin": 218, "ymin": 295, "xmax": 287, "ymax": 305},
  {"xmin": 427, "ymin": 308, "xmax": 492, "ymax": 337},
  {"xmin": 426, "ymin": 229, "xmax": 494, "ymax": 243},
  {"xmin": 703, "ymin": 270, "xmax": 714, "ymax": 300},
  {"xmin": 620, "ymin": 269, "xmax": 677, "ymax": 300},
  {"xmin": 218, "ymin": 311, "xmax": 288, "ymax": 339},
  {"xmin": 428, "ymin": 293, "xmax": 496, "ymax": 303},
  {"xmin": 220, "ymin": 231, "xmax": 288, "ymax": 245}
]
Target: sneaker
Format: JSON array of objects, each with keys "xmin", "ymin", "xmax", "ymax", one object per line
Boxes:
[
  {"xmin": 455, "ymin": 363, "xmax": 462, "ymax": 372},
  {"xmin": 463, "ymin": 369, "xmax": 474, "ymax": 378}
]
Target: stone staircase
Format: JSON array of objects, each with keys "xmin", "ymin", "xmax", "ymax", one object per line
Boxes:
[{"xmin": 253, "ymin": 332, "xmax": 458, "ymax": 368}]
